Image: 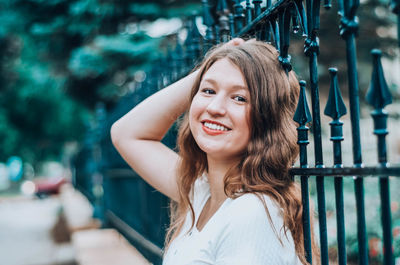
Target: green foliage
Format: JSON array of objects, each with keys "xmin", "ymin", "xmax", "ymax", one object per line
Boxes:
[{"xmin": 0, "ymin": 0, "xmax": 199, "ymax": 163}]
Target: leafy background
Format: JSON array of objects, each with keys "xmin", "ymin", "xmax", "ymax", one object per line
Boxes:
[{"xmin": 0, "ymin": 0, "xmax": 200, "ymax": 163}]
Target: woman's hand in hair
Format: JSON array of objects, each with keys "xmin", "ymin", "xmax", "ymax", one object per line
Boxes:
[{"xmin": 225, "ymin": 38, "xmax": 245, "ymax": 46}]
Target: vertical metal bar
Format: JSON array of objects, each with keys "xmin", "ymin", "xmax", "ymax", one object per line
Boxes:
[
  {"xmin": 233, "ymin": 0, "xmax": 245, "ymax": 32},
  {"xmin": 290, "ymin": 5, "xmax": 300, "ymax": 34},
  {"xmin": 246, "ymin": 0, "xmax": 252, "ymax": 25},
  {"xmin": 274, "ymin": 19, "xmax": 280, "ymax": 52},
  {"xmin": 324, "ymin": 68, "xmax": 348, "ymax": 265},
  {"xmin": 229, "ymin": 14, "xmax": 235, "ymax": 37},
  {"xmin": 184, "ymin": 16, "xmax": 202, "ymax": 66},
  {"xmin": 216, "ymin": 0, "xmax": 230, "ymax": 43},
  {"xmin": 366, "ymin": 49, "xmax": 394, "ymax": 265},
  {"xmin": 339, "ymin": 2, "xmax": 368, "ymax": 264},
  {"xmin": 379, "ymin": 178, "xmax": 393, "ymax": 265},
  {"xmin": 202, "ymin": 0, "xmax": 215, "ymax": 53},
  {"xmin": 324, "ymin": 0, "xmax": 332, "ymax": 10},
  {"xmin": 252, "ymin": 0, "xmax": 262, "ymax": 17},
  {"xmin": 294, "ymin": 80, "xmax": 313, "ymax": 264},
  {"xmin": 294, "ymin": 0, "xmax": 308, "ymax": 37},
  {"xmin": 301, "ymin": 176, "xmax": 312, "ymax": 264},
  {"xmin": 93, "ymin": 102, "xmax": 106, "ymax": 222},
  {"xmin": 390, "ymin": 0, "xmax": 400, "ymax": 46},
  {"xmin": 304, "ymin": 1, "xmax": 328, "ymax": 264},
  {"xmin": 278, "ymin": 8, "xmax": 292, "ymax": 74},
  {"xmin": 334, "ymin": 178, "xmax": 346, "ymax": 264}
]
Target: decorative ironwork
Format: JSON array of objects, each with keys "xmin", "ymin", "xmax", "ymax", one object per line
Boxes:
[
  {"xmin": 366, "ymin": 49, "xmax": 394, "ymax": 265},
  {"xmin": 324, "ymin": 68, "xmax": 347, "ymax": 265},
  {"xmin": 72, "ymin": 1, "xmax": 400, "ymax": 264},
  {"xmin": 293, "ymin": 80, "xmax": 313, "ymax": 264}
]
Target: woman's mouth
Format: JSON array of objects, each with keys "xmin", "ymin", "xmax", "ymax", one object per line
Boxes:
[{"xmin": 201, "ymin": 120, "xmax": 230, "ymax": 135}]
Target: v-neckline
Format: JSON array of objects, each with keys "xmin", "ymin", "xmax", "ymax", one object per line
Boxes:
[{"xmin": 195, "ymin": 195, "xmax": 229, "ymax": 233}]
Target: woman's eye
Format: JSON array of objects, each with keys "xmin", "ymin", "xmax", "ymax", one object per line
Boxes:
[
  {"xmin": 201, "ymin": 88, "xmax": 215, "ymax": 94},
  {"xmin": 233, "ymin": 95, "xmax": 247, "ymax": 102}
]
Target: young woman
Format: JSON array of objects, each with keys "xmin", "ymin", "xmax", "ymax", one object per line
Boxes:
[{"xmin": 111, "ymin": 39, "xmax": 318, "ymax": 264}]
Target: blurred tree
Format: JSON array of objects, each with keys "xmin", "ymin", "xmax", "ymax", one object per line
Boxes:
[{"xmin": 0, "ymin": 0, "xmax": 200, "ymax": 163}]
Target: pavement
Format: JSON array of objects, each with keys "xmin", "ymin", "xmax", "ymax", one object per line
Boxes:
[
  {"xmin": 0, "ymin": 195, "xmax": 76, "ymax": 265},
  {"xmin": 0, "ymin": 187, "xmax": 152, "ymax": 265}
]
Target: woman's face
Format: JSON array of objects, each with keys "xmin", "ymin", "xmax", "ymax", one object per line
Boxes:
[{"xmin": 189, "ymin": 58, "xmax": 251, "ymax": 161}]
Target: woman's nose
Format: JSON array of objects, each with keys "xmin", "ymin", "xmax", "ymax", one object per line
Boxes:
[{"xmin": 206, "ymin": 95, "xmax": 227, "ymax": 116}]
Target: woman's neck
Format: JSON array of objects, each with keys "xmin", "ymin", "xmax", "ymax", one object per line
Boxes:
[{"xmin": 206, "ymin": 155, "xmax": 239, "ymax": 205}]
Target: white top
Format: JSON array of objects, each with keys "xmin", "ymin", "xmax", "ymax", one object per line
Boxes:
[{"xmin": 163, "ymin": 175, "xmax": 301, "ymax": 265}]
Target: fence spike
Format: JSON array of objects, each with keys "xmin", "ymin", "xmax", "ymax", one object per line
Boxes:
[
  {"xmin": 366, "ymin": 49, "xmax": 392, "ymax": 109},
  {"xmin": 325, "ymin": 67, "xmax": 347, "ymax": 265},
  {"xmin": 293, "ymin": 80, "xmax": 313, "ymax": 264},
  {"xmin": 324, "ymin": 68, "xmax": 347, "ymax": 120},
  {"xmin": 293, "ymin": 81, "xmax": 312, "ymax": 125},
  {"xmin": 367, "ymin": 49, "xmax": 394, "ymax": 265}
]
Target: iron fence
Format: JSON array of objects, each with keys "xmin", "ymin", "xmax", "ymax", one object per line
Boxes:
[{"xmin": 73, "ymin": 0, "xmax": 400, "ymax": 264}]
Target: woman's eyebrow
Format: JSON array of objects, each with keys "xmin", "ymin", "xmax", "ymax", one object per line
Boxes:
[
  {"xmin": 201, "ymin": 78, "xmax": 247, "ymax": 91},
  {"xmin": 201, "ymin": 78, "xmax": 217, "ymax": 86}
]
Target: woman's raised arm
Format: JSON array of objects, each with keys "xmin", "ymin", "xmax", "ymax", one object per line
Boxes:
[
  {"xmin": 110, "ymin": 38, "xmax": 244, "ymax": 202},
  {"xmin": 110, "ymin": 70, "xmax": 199, "ymax": 201}
]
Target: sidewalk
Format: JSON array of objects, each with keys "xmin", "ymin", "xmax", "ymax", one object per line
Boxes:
[
  {"xmin": 0, "ymin": 185, "xmax": 152, "ymax": 265},
  {"xmin": 0, "ymin": 196, "xmax": 76, "ymax": 265}
]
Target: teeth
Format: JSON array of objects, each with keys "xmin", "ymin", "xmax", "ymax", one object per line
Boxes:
[{"xmin": 204, "ymin": 122, "xmax": 228, "ymax": 131}]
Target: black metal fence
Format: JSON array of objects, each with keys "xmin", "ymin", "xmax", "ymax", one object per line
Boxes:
[{"xmin": 72, "ymin": 0, "xmax": 400, "ymax": 264}]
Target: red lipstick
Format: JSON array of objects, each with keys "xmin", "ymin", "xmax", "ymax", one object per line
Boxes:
[{"xmin": 201, "ymin": 120, "xmax": 230, "ymax": 136}]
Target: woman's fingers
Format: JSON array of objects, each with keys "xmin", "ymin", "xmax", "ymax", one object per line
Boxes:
[{"xmin": 226, "ymin": 38, "xmax": 245, "ymax": 46}]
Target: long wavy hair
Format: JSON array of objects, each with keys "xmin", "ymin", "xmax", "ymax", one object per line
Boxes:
[{"xmin": 166, "ymin": 40, "xmax": 319, "ymax": 264}]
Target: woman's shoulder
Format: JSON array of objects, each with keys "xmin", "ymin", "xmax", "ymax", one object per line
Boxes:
[
  {"xmin": 212, "ymin": 193, "xmax": 300, "ymax": 264},
  {"xmin": 227, "ymin": 193, "xmax": 282, "ymax": 222},
  {"xmin": 222, "ymin": 192, "xmax": 290, "ymax": 243}
]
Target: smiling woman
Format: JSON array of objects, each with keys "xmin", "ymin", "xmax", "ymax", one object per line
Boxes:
[
  {"xmin": 111, "ymin": 39, "xmax": 319, "ymax": 265},
  {"xmin": 189, "ymin": 58, "xmax": 251, "ymax": 161}
]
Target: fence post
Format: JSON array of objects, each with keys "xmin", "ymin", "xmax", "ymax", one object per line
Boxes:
[
  {"xmin": 339, "ymin": 2, "xmax": 369, "ymax": 263},
  {"xmin": 304, "ymin": 1, "xmax": 329, "ymax": 264},
  {"xmin": 366, "ymin": 49, "xmax": 394, "ymax": 265},
  {"xmin": 294, "ymin": 80, "xmax": 313, "ymax": 264},
  {"xmin": 324, "ymin": 68, "xmax": 348, "ymax": 265}
]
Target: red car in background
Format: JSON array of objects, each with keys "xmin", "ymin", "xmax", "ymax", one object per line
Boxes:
[{"xmin": 33, "ymin": 176, "xmax": 67, "ymax": 198}]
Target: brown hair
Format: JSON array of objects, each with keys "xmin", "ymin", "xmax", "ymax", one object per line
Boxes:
[{"xmin": 166, "ymin": 40, "xmax": 319, "ymax": 264}]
